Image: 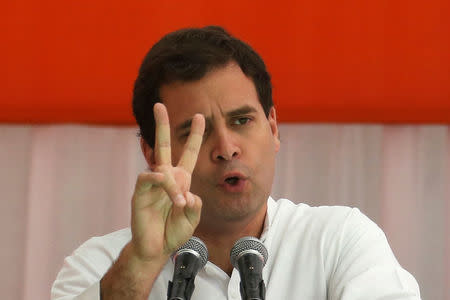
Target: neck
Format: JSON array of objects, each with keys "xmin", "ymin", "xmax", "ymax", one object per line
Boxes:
[{"xmin": 194, "ymin": 204, "xmax": 267, "ymax": 276}]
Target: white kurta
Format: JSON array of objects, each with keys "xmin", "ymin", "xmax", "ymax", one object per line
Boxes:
[{"xmin": 51, "ymin": 197, "xmax": 421, "ymax": 300}]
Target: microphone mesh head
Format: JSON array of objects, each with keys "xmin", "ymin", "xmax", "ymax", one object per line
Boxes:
[
  {"xmin": 173, "ymin": 236, "xmax": 209, "ymax": 267},
  {"xmin": 230, "ymin": 236, "xmax": 268, "ymax": 268}
]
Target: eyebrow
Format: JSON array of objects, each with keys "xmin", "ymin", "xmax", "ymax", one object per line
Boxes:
[{"xmin": 175, "ymin": 105, "xmax": 258, "ymax": 133}]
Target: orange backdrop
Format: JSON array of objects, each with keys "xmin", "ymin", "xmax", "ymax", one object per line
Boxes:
[{"xmin": 2, "ymin": 0, "xmax": 449, "ymax": 124}]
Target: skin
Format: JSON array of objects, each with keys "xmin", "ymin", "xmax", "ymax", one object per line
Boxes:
[
  {"xmin": 101, "ymin": 104, "xmax": 205, "ymax": 300},
  {"xmin": 101, "ymin": 61, "xmax": 280, "ymax": 299}
]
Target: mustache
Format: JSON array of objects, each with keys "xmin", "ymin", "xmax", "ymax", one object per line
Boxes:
[{"xmin": 193, "ymin": 161, "xmax": 252, "ymax": 182}]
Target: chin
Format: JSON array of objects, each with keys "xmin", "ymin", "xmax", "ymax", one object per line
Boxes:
[
  {"xmin": 215, "ymin": 195, "xmax": 265, "ymax": 222},
  {"xmin": 219, "ymin": 208, "xmax": 253, "ymax": 222}
]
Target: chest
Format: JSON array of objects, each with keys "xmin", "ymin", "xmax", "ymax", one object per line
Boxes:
[{"xmin": 149, "ymin": 247, "xmax": 329, "ymax": 300}]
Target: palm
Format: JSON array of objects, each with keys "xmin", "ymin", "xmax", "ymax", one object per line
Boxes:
[{"xmin": 131, "ymin": 103, "xmax": 205, "ymax": 261}]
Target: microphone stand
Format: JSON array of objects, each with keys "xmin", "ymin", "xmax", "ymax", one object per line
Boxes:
[
  {"xmin": 237, "ymin": 255, "xmax": 266, "ymax": 300},
  {"xmin": 167, "ymin": 276, "xmax": 195, "ymax": 300},
  {"xmin": 167, "ymin": 247, "xmax": 205, "ymax": 300}
]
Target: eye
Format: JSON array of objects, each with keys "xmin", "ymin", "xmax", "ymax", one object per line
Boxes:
[
  {"xmin": 179, "ymin": 132, "xmax": 190, "ymax": 141},
  {"xmin": 179, "ymin": 129, "xmax": 209, "ymax": 140},
  {"xmin": 232, "ymin": 117, "xmax": 251, "ymax": 125}
]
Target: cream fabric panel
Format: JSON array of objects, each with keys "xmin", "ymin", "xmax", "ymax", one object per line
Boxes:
[{"xmin": 0, "ymin": 124, "xmax": 448, "ymax": 300}]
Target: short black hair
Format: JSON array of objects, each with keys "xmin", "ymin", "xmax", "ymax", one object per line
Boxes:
[{"xmin": 132, "ymin": 25, "xmax": 273, "ymax": 148}]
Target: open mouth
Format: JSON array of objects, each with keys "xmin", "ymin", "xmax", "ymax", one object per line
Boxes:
[
  {"xmin": 220, "ymin": 174, "xmax": 247, "ymax": 193},
  {"xmin": 224, "ymin": 176, "xmax": 240, "ymax": 185},
  {"xmin": 218, "ymin": 172, "xmax": 247, "ymax": 192}
]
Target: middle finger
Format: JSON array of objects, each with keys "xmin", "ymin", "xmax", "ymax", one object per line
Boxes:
[{"xmin": 177, "ymin": 113, "xmax": 205, "ymax": 174}]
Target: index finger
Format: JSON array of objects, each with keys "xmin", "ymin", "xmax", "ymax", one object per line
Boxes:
[
  {"xmin": 154, "ymin": 103, "xmax": 172, "ymax": 165},
  {"xmin": 177, "ymin": 113, "xmax": 205, "ymax": 173}
]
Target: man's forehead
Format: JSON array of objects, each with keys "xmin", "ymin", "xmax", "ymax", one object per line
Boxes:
[{"xmin": 159, "ymin": 61, "xmax": 263, "ymax": 131}]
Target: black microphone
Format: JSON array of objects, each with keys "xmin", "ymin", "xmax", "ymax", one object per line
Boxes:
[
  {"xmin": 230, "ymin": 237, "xmax": 268, "ymax": 300},
  {"xmin": 167, "ymin": 237, "xmax": 208, "ymax": 300}
]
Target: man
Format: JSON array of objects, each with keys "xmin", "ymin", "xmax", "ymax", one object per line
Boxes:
[{"xmin": 52, "ymin": 26, "xmax": 421, "ymax": 299}]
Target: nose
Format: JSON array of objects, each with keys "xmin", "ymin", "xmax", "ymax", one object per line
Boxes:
[{"xmin": 211, "ymin": 128, "xmax": 241, "ymax": 162}]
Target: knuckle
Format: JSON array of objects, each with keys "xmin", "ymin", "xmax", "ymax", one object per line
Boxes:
[
  {"xmin": 154, "ymin": 165, "xmax": 165, "ymax": 172},
  {"xmin": 137, "ymin": 172, "xmax": 148, "ymax": 182},
  {"xmin": 157, "ymin": 140, "xmax": 171, "ymax": 148},
  {"xmin": 189, "ymin": 134, "xmax": 202, "ymax": 144},
  {"xmin": 163, "ymin": 175, "xmax": 177, "ymax": 190},
  {"xmin": 186, "ymin": 143, "xmax": 200, "ymax": 154}
]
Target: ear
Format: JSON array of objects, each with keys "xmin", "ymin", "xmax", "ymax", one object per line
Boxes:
[
  {"xmin": 268, "ymin": 107, "xmax": 280, "ymax": 153},
  {"xmin": 140, "ymin": 138, "xmax": 156, "ymax": 170}
]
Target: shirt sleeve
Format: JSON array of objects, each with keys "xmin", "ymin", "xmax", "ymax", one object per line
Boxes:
[
  {"xmin": 51, "ymin": 236, "xmax": 121, "ymax": 300},
  {"xmin": 327, "ymin": 208, "xmax": 421, "ymax": 300}
]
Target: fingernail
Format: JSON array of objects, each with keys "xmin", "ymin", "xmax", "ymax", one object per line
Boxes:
[{"xmin": 175, "ymin": 194, "xmax": 186, "ymax": 206}]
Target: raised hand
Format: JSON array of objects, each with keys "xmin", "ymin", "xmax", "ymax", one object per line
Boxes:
[
  {"xmin": 130, "ymin": 102, "xmax": 206, "ymax": 262},
  {"xmin": 100, "ymin": 104, "xmax": 205, "ymax": 299}
]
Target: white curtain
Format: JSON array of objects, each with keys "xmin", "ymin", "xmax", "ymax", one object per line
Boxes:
[{"xmin": 1, "ymin": 124, "xmax": 448, "ymax": 300}]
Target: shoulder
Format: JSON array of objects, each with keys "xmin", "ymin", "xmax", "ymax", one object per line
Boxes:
[
  {"xmin": 267, "ymin": 198, "xmax": 383, "ymax": 252},
  {"xmin": 270, "ymin": 197, "xmax": 370, "ymax": 230},
  {"xmin": 76, "ymin": 227, "xmax": 132, "ymax": 253},
  {"xmin": 74, "ymin": 227, "xmax": 132, "ymax": 263},
  {"xmin": 51, "ymin": 228, "xmax": 132, "ymax": 299}
]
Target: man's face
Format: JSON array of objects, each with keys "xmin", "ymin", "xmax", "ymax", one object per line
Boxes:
[{"xmin": 159, "ymin": 62, "xmax": 280, "ymax": 224}]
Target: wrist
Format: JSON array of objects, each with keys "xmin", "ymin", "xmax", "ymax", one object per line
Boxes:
[
  {"xmin": 100, "ymin": 242, "xmax": 169, "ymax": 300},
  {"xmin": 124, "ymin": 242, "xmax": 170, "ymax": 276}
]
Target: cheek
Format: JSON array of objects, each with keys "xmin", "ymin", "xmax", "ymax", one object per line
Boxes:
[
  {"xmin": 171, "ymin": 139, "xmax": 195, "ymax": 166},
  {"xmin": 189, "ymin": 166, "xmax": 212, "ymax": 200},
  {"xmin": 170, "ymin": 144, "xmax": 183, "ymax": 165},
  {"xmin": 251, "ymin": 132, "xmax": 277, "ymax": 175},
  {"xmin": 253, "ymin": 128, "xmax": 277, "ymax": 156},
  {"xmin": 190, "ymin": 150, "xmax": 210, "ymax": 183}
]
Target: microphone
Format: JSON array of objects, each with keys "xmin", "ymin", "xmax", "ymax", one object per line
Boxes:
[
  {"xmin": 167, "ymin": 237, "xmax": 208, "ymax": 300},
  {"xmin": 230, "ymin": 237, "xmax": 268, "ymax": 300}
]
